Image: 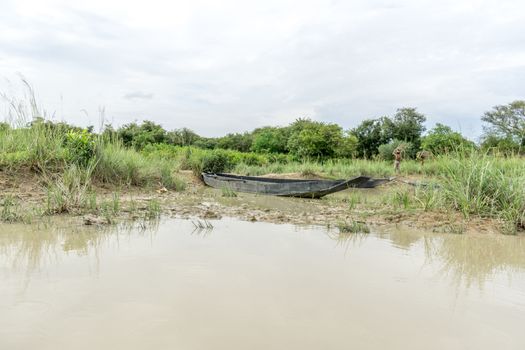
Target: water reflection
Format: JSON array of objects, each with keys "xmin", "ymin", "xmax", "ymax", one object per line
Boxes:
[
  {"xmin": 325, "ymin": 230, "xmax": 368, "ymax": 252},
  {"xmin": 426, "ymin": 234, "xmax": 525, "ymax": 288},
  {"xmin": 327, "ymin": 228, "xmax": 525, "ymax": 288},
  {"xmin": 1, "ymin": 219, "xmax": 525, "ymax": 291},
  {"xmin": 0, "ymin": 219, "xmax": 159, "ymax": 273}
]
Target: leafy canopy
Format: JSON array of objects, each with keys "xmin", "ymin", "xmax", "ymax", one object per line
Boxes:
[
  {"xmin": 481, "ymin": 100, "xmax": 525, "ymax": 145},
  {"xmin": 421, "ymin": 123, "xmax": 475, "ymax": 154}
]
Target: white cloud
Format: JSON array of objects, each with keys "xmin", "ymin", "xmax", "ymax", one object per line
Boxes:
[{"xmin": 1, "ymin": 0, "xmax": 524, "ymax": 139}]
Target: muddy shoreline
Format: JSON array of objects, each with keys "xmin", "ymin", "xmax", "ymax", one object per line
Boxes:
[{"xmin": 0, "ymin": 169, "xmax": 503, "ymax": 235}]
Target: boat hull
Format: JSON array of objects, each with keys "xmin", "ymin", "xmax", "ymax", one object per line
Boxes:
[{"xmin": 202, "ymin": 173, "xmax": 373, "ymax": 198}]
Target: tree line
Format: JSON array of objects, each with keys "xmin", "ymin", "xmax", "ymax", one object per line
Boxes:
[{"xmin": 3, "ymin": 101, "xmax": 524, "ymax": 159}]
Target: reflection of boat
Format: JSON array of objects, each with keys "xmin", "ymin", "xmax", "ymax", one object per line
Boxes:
[{"xmin": 202, "ymin": 173, "xmax": 388, "ymax": 198}]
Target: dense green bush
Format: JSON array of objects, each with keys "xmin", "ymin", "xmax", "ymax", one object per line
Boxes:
[
  {"xmin": 266, "ymin": 153, "xmax": 292, "ymax": 164},
  {"xmin": 351, "ymin": 118, "xmax": 389, "ymax": 158},
  {"xmin": 421, "ymin": 124, "xmax": 475, "ymax": 155},
  {"xmin": 251, "ymin": 127, "xmax": 290, "ymax": 153},
  {"xmin": 481, "ymin": 134, "xmax": 522, "ymax": 155},
  {"xmin": 217, "ymin": 132, "xmax": 253, "ymax": 152},
  {"xmin": 201, "ymin": 150, "xmax": 234, "ymax": 174},
  {"xmin": 286, "ymin": 119, "xmax": 345, "ymax": 159},
  {"xmin": 117, "ymin": 120, "xmax": 167, "ymax": 149},
  {"xmin": 335, "ymin": 133, "xmax": 358, "ymax": 158},
  {"xmin": 64, "ymin": 129, "xmax": 96, "ymax": 166}
]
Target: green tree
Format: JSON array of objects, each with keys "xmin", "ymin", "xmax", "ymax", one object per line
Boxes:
[
  {"xmin": 421, "ymin": 124, "xmax": 474, "ymax": 154},
  {"xmin": 335, "ymin": 132, "xmax": 359, "ymax": 158},
  {"xmin": 117, "ymin": 120, "xmax": 167, "ymax": 149},
  {"xmin": 217, "ymin": 132, "xmax": 253, "ymax": 152},
  {"xmin": 351, "ymin": 118, "xmax": 390, "ymax": 158},
  {"xmin": 193, "ymin": 137, "xmax": 218, "ymax": 149},
  {"xmin": 384, "ymin": 107, "xmax": 426, "ymax": 149},
  {"xmin": 251, "ymin": 127, "xmax": 290, "ymax": 153},
  {"xmin": 167, "ymin": 128, "xmax": 201, "ymax": 146},
  {"xmin": 287, "ymin": 119, "xmax": 344, "ymax": 159},
  {"xmin": 481, "ymin": 101, "xmax": 525, "ymax": 147}
]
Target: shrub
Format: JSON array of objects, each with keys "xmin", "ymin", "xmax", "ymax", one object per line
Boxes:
[
  {"xmin": 64, "ymin": 129, "xmax": 96, "ymax": 166},
  {"xmin": 481, "ymin": 134, "xmax": 522, "ymax": 156},
  {"xmin": 160, "ymin": 164, "xmax": 186, "ymax": 191},
  {"xmin": 287, "ymin": 119, "xmax": 344, "ymax": 159},
  {"xmin": 251, "ymin": 127, "xmax": 290, "ymax": 153},
  {"xmin": 267, "ymin": 153, "xmax": 292, "ymax": 164},
  {"xmin": 201, "ymin": 150, "xmax": 234, "ymax": 173},
  {"xmin": 239, "ymin": 153, "xmax": 267, "ymax": 166},
  {"xmin": 421, "ymin": 124, "xmax": 475, "ymax": 155}
]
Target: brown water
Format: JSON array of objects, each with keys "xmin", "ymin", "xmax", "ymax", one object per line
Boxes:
[{"xmin": 1, "ymin": 219, "xmax": 525, "ymax": 350}]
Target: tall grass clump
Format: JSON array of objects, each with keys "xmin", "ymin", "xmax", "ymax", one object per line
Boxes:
[
  {"xmin": 44, "ymin": 162, "xmax": 96, "ymax": 214},
  {"xmin": 94, "ymin": 142, "xmax": 151, "ymax": 186},
  {"xmin": 439, "ymin": 151, "xmax": 525, "ymax": 233}
]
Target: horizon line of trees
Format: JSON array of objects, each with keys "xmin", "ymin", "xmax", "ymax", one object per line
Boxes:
[{"xmin": 2, "ymin": 101, "xmax": 524, "ymax": 160}]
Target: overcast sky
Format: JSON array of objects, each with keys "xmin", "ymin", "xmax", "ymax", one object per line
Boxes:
[{"xmin": 1, "ymin": 0, "xmax": 524, "ymax": 140}]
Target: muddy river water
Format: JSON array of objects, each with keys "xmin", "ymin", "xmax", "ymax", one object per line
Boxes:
[{"xmin": 1, "ymin": 218, "xmax": 525, "ymax": 349}]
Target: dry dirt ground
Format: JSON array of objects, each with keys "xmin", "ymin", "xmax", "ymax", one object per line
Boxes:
[{"xmin": 0, "ymin": 169, "xmax": 501, "ymax": 234}]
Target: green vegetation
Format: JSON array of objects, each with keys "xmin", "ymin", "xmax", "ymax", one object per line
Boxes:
[
  {"xmin": 1, "ymin": 195, "xmax": 27, "ymax": 223},
  {"xmin": 145, "ymin": 199, "xmax": 162, "ymax": 220},
  {"xmin": 337, "ymin": 220, "xmax": 371, "ymax": 234},
  {"xmin": 439, "ymin": 152, "xmax": 525, "ymax": 234},
  {"xmin": 421, "ymin": 124, "xmax": 475, "ymax": 155},
  {"xmin": 1, "ymin": 83, "xmax": 525, "ymax": 234},
  {"xmin": 0, "ymin": 87, "xmax": 183, "ymax": 223}
]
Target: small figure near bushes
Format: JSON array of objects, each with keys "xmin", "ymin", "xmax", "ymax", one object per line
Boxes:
[{"xmin": 393, "ymin": 148, "xmax": 402, "ymax": 174}]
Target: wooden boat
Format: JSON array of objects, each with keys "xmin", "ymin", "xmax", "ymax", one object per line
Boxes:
[
  {"xmin": 202, "ymin": 173, "xmax": 382, "ymax": 198},
  {"xmin": 360, "ymin": 177, "xmax": 392, "ymax": 188}
]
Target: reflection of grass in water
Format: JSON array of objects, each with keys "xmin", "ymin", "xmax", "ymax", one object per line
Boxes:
[
  {"xmin": 424, "ymin": 234, "xmax": 525, "ymax": 289},
  {"xmin": 380, "ymin": 230, "xmax": 421, "ymax": 250},
  {"xmin": 191, "ymin": 219, "xmax": 214, "ymax": 237},
  {"xmin": 326, "ymin": 221, "xmax": 371, "ymax": 253},
  {"xmin": 330, "ymin": 228, "xmax": 525, "ymax": 290},
  {"xmin": 0, "ymin": 218, "xmax": 160, "ymax": 274},
  {"xmin": 325, "ymin": 227, "xmax": 369, "ymax": 252}
]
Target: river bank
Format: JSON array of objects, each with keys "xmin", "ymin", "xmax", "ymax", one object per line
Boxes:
[{"xmin": 0, "ymin": 168, "xmax": 501, "ymax": 235}]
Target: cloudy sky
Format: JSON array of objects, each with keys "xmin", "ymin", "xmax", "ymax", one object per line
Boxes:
[{"xmin": 1, "ymin": 0, "xmax": 524, "ymax": 140}]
